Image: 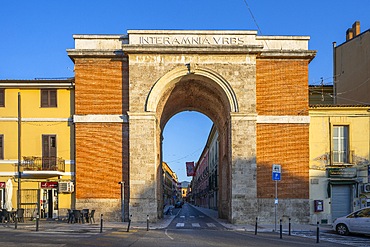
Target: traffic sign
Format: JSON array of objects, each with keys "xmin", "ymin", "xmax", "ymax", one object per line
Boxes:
[
  {"xmin": 272, "ymin": 164, "xmax": 281, "ymax": 181},
  {"xmin": 272, "ymin": 164, "xmax": 281, "ymax": 173},
  {"xmin": 272, "ymin": 172, "xmax": 281, "ymax": 181}
]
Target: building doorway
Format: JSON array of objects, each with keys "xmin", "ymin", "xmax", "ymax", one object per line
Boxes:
[
  {"xmin": 0, "ymin": 187, "xmax": 4, "ymax": 209},
  {"xmin": 40, "ymin": 182, "xmax": 59, "ymax": 219}
]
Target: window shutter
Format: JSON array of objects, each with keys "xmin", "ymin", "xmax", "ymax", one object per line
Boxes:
[
  {"xmin": 41, "ymin": 90, "xmax": 49, "ymax": 107},
  {"xmin": 50, "ymin": 90, "xmax": 57, "ymax": 107},
  {"xmin": 0, "ymin": 89, "xmax": 4, "ymax": 107},
  {"xmin": 0, "ymin": 135, "xmax": 3, "ymax": 159},
  {"xmin": 42, "ymin": 135, "xmax": 50, "ymax": 157}
]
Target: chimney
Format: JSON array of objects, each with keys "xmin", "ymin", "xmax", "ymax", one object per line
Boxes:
[
  {"xmin": 346, "ymin": 21, "xmax": 361, "ymax": 41},
  {"xmin": 352, "ymin": 21, "xmax": 360, "ymax": 36},
  {"xmin": 346, "ymin": 28, "xmax": 354, "ymax": 41}
]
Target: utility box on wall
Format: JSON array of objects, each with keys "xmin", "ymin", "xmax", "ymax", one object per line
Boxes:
[{"xmin": 314, "ymin": 200, "xmax": 324, "ymax": 212}]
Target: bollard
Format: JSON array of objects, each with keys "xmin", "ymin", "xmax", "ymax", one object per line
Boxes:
[
  {"xmin": 316, "ymin": 221, "xmax": 319, "ymax": 243},
  {"xmin": 279, "ymin": 219, "xmax": 282, "ymax": 239},
  {"xmin": 36, "ymin": 213, "xmax": 39, "ymax": 232},
  {"xmin": 147, "ymin": 215, "xmax": 149, "ymax": 231},
  {"xmin": 100, "ymin": 214, "xmax": 103, "ymax": 233},
  {"xmin": 255, "ymin": 217, "xmax": 258, "ymax": 235},
  {"xmin": 127, "ymin": 214, "xmax": 132, "ymax": 232},
  {"xmin": 288, "ymin": 217, "xmax": 291, "ymax": 236},
  {"xmin": 15, "ymin": 213, "xmax": 18, "ymax": 229}
]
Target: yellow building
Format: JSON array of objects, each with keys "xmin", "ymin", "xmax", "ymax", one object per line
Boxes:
[
  {"xmin": 309, "ymin": 105, "xmax": 370, "ymax": 224},
  {"xmin": 162, "ymin": 162, "xmax": 178, "ymax": 206},
  {"xmin": 0, "ymin": 79, "xmax": 74, "ymax": 220}
]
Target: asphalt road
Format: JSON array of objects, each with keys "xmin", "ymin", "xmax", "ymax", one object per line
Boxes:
[{"xmin": 0, "ymin": 204, "xmax": 368, "ymax": 247}]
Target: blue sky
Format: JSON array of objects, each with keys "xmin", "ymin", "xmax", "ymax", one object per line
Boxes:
[{"xmin": 1, "ymin": 1, "xmax": 369, "ymax": 181}]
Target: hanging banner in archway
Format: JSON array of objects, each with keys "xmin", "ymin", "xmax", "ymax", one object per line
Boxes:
[{"xmin": 186, "ymin": 162, "xmax": 195, "ymax": 176}]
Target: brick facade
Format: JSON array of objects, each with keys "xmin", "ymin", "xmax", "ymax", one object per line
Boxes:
[
  {"xmin": 256, "ymin": 59, "xmax": 309, "ymax": 199},
  {"xmin": 73, "ymin": 57, "xmax": 129, "ymax": 220}
]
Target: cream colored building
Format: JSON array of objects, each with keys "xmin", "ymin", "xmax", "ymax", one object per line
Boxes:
[
  {"xmin": 309, "ymin": 105, "xmax": 370, "ymax": 224},
  {"xmin": 0, "ymin": 79, "xmax": 74, "ymax": 219}
]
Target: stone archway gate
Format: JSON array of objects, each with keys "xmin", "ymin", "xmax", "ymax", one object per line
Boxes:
[{"xmin": 68, "ymin": 30, "xmax": 315, "ymax": 223}]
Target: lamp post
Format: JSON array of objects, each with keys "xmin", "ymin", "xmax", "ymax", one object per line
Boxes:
[{"xmin": 17, "ymin": 92, "xmax": 21, "ymax": 210}]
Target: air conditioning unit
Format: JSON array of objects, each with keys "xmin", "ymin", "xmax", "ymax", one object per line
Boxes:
[
  {"xmin": 363, "ymin": 183, "xmax": 370, "ymax": 193},
  {"xmin": 59, "ymin": 182, "xmax": 74, "ymax": 193}
]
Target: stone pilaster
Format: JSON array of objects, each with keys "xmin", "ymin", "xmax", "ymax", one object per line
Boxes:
[
  {"xmin": 230, "ymin": 113, "xmax": 257, "ymax": 224},
  {"xmin": 127, "ymin": 112, "xmax": 159, "ymax": 222}
]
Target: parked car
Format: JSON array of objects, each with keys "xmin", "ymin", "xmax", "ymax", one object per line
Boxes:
[
  {"xmin": 175, "ymin": 201, "xmax": 183, "ymax": 208},
  {"xmin": 332, "ymin": 207, "xmax": 370, "ymax": 235}
]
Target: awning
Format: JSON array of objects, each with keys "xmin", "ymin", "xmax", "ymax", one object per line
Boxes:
[{"xmin": 328, "ymin": 179, "xmax": 357, "ymax": 185}]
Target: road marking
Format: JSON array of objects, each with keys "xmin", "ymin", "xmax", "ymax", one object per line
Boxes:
[
  {"xmin": 176, "ymin": 223, "xmax": 184, "ymax": 228},
  {"xmin": 192, "ymin": 223, "xmax": 200, "ymax": 228},
  {"xmin": 199, "ymin": 215, "xmax": 204, "ymax": 218},
  {"xmin": 180, "ymin": 216, "xmax": 185, "ymax": 218},
  {"xmin": 190, "ymin": 216, "xmax": 195, "ymax": 218},
  {"xmin": 165, "ymin": 229, "xmax": 174, "ymax": 240},
  {"xmin": 206, "ymin": 223, "xmax": 216, "ymax": 228}
]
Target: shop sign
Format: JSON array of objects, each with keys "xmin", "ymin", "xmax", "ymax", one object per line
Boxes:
[
  {"xmin": 0, "ymin": 182, "xmax": 5, "ymax": 188},
  {"xmin": 327, "ymin": 167, "xmax": 357, "ymax": 178},
  {"xmin": 41, "ymin": 182, "xmax": 58, "ymax": 189}
]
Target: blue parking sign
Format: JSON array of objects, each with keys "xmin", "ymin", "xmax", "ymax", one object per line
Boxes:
[{"xmin": 272, "ymin": 172, "xmax": 281, "ymax": 181}]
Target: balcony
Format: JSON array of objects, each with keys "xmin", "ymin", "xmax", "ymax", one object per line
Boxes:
[
  {"xmin": 22, "ymin": 156, "xmax": 65, "ymax": 172},
  {"xmin": 330, "ymin": 150, "xmax": 354, "ymax": 166}
]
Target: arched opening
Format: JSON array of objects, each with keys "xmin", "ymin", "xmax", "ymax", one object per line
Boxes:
[
  {"xmin": 147, "ymin": 66, "xmax": 238, "ymax": 219},
  {"xmin": 161, "ymin": 111, "xmax": 212, "ymax": 208}
]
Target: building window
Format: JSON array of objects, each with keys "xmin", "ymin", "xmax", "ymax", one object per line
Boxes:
[
  {"xmin": 0, "ymin": 135, "xmax": 3, "ymax": 159},
  {"xmin": 42, "ymin": 135, "xmax": 57, "ymax": 169},
  {"xmin": 0, "ymin": 89, "xmax": 4, "ymax": 107},
  {"xmin": 41, "ymin": 89, "xmax": 57, "ymax": 107},
  {"xmin": 333, "ymin": 126, "xmax": 349, "ymax": 163}
]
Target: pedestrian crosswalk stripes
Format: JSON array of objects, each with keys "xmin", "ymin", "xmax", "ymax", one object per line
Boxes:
[
  {"xmin": 191, "ymin": 223, "xmax": 200, "ymax": 228},
  {"xmin": 206, "ymin": 223, "xmax": 216, "ymax": 228},
  {"xmin": 175, "ymin": 222, "xmax": 220, "ymax": 228},
  {"xmin": 176, "ymin": 223, "xmax": 185, "ymax": 228}
]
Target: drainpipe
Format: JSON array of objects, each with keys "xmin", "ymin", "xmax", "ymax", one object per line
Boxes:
[
  {"xmin": 368, "ymin": 109, "xmax": 370, "ymax": 183},
  {"xmin": 332, "ymin": 42, "xmax": 337, "ymax": 104}
]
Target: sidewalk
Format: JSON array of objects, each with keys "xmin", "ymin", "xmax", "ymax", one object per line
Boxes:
[
  {"xmin": 0, "ymin": 204, "xmax": 332, "ymax": 233},
  {"xmin": 189, "ymin": 204, "xmax": 332, "ymax": 233}
]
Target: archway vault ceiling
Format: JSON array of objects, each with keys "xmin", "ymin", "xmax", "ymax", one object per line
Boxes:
[{"xmin": 158, "ymin": 74, "xmax": 231, "ymax": 131}]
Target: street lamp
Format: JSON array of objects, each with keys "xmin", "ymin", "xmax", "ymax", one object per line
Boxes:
[{"xmin": 17, "ymin": 92, "xmax": 21, "ymax": 210}]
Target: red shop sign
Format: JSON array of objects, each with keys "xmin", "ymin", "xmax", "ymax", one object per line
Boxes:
[
  {"xmin": 0, "ymin": 182, "xmax": 5, "ymax": 188},
  {"xmin": 41, "ymin": 182, "xmax": 58, "ymax": 189}
]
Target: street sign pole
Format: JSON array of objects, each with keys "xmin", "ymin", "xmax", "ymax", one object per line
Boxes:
[
  {"xmin": 272, "ymin": 164, "xmax": 281, "ymax": 232},
  {"xmin": 275, "ymin": 179, "xmax": 277, "ymax": 232}
]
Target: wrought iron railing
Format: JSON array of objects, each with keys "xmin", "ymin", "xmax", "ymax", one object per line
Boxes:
[
  {"xmin": 330, "ymin": 150, "xmax": 354, "ymax": 165},
  {"xmin": 22, "ymin": 156, "xmax": 65, "ymax": 172}
]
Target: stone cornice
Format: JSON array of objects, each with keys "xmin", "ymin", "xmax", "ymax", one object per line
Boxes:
[
  {"xmin": 127, "ymin": 111, "xmax": 156, "ymax": 120},
  {"xmin": 0, "ymin": 79, "xmax": 74, "ymax": 89},
  {"xmin": 257, "ymin": 115, "xmax": 310, "ymax": 124},
  {"xmin": 67, "ymin": 49, "xmax": 126, "ymax": 61},
  {"xmin": 73, "ymin": 114, "xmax": 128, "ymax": 123},
  {"xmin": 258, "ymin": 50, "xmax": 317, "ymax": 61},
  {"xmin": 229, "ymin": 114, "xmax": 310, "ymax": 124}
]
